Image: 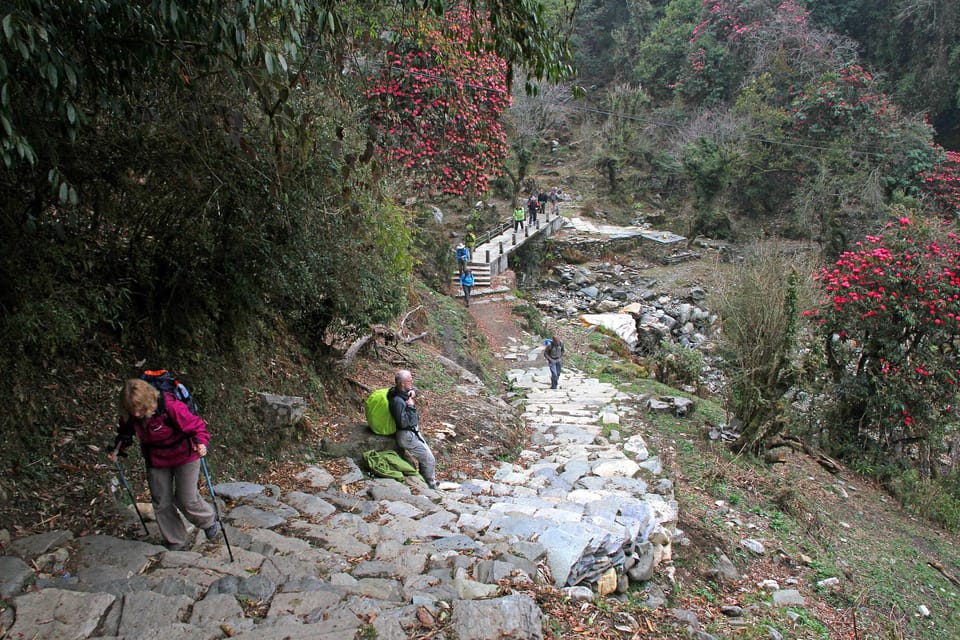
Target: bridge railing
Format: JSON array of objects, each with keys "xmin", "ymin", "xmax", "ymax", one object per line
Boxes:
[{"xmin": 474, "ymin": 220, "xmax": 513, "ymax": 248}]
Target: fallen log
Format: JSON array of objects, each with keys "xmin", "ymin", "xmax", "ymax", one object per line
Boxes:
[
  {"xmin": 928, "ymin": 559, "xmax": 960, "ymax": 587},
  {"xmin": 337, "ymin": 315, "xmax": 428, "ymax": 369},
  {"xmin": 766, "ymin": 434, "xmax": 843, "ymax": 474}
]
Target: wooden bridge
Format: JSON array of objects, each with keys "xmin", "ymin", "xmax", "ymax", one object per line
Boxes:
[{"xmin": 453, "ymin": 210, "xmax": 566, "ymax": 290}]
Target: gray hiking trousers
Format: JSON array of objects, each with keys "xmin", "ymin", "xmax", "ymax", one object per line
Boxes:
[
  {"xmin": 146, "ymin": 458, "xmax": 216, "ymax": 547},
  {"xmin": 396, "ymin": 429, "xmax": 436, "ymax": 483}
]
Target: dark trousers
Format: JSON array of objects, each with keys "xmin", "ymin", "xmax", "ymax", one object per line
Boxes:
[{"xmin": 548, "ymin": 360, "xmax": 562, "ymax": 388}]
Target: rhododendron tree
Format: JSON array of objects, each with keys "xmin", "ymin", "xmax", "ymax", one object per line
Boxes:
[
  {"xmin": 810, "ymin": 213, "xmax": 960, "ymax": 464},
  {"xmin": 675, "ymin": 0, "xmax": 823, "ymax": 105},
  {"xmin": 919, "ymin": 151, "xmax": 960, "ymax": 218},
  {"xmin": 364, "ymin": 7, "xmax": 510, "ymax": 197},
  {"xmin": 787, "ymin": 65, "xmax": 907, "ymax": 141}
]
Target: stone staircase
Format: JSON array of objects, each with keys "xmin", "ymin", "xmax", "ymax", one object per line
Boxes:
[
  {"xmin": 451, "ymin": 262, "xmax": 493, "ymax": 298},
  {"xmin": 452, "ymin": 262, "xmax": 492, "ymax": 286}
]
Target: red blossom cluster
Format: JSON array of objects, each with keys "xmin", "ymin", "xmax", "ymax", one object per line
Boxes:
[
  {"xmin": 787, "ymin": 64, "xmax": 900, "ymax": 137},
  {"xmin": 363, "ymin": 7, "xmax": 510, "ymax": 196},
  {"xmin": 919, "ymin": 150, "xmax": 960, "ymax": 217},
  {"xmin": 690, "ymin": 0, "xmax": 808, "ymax": 45},
  {"xmin": 680, "ymin": 0, "xmax": 811, "ymax": 96},
  {"xmin": 812, "ymin": 215, "xmax": 960, "ymax": 430},
  {"xmin": 691, "ymin": 0, "xmax": 759, "ymax": 45}
]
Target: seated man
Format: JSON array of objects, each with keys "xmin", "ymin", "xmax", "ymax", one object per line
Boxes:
[{"xmin": 387, "ymin": 370, "xmax": 438, "ymax": 489}]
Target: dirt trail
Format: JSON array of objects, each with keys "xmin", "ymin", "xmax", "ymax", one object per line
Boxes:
[{"xmin": 463, "ymin": 271, "xmax": 528, "ymax": 356}]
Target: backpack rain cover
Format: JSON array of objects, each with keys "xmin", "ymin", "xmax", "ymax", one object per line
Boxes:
[{"xmin": 365, "ymin": 388, "xmax": 397, "ymax": 435}]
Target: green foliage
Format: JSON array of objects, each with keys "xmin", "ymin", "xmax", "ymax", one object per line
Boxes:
[
  {"xmin": 682, "ymin": 136, "xmax": 734, "ymax": 238},
  {"xmin": 890, "ymin": 468, "xmax": 960, "ymax": 532},
  {"xmin": 633, "ymin": 0, "xmax": 702, "ymax": 101},
  {"xmin": 807, "ymin": 0, "xmax": 960, "ymax": 137},
  {"xmin": 512, "ymin": 302, "xmax": 550, "ymax": 338},
  {"xmin": 714, "ymin": 245, "xmax": 811, "ymax": 453},
  {"xmin": 652, "ymin": 339, "xmax": 703, "ymax": 388},
  {"xmin": 569, "ymin": 0, "xmax": 657, "ymax": 86}
]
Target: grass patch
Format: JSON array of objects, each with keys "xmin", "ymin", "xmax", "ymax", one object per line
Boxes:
[{"xmin": 512, "ymin": 301, "xmax": 550, "ymax": 338}]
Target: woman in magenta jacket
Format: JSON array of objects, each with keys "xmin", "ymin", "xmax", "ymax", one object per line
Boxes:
[{"xmin": 109, "ymin": 378, "xmax": 221, "ymax": 550}]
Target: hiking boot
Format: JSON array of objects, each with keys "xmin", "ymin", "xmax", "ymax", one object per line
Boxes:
[
  {"xmin": 426, "ymin": 480, "xmax": 439, "ymax": 490},
  {"xmin": 204, "ymin": 520, "xmax": 221, "ymax": 540},
  {"xmin": 165, "ymin": 542, "xmax": 189, "ymax": 552}
]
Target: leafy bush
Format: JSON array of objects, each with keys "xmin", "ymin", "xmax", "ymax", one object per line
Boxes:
[
  {"xmin": 512, "ymin": 303, "xmax": 550, "ymax": 338},
  {"xmin": 653, "ymin": 339, "xmax": 704, "ymax": 388},
  {"xmin": 714, "ymin": 244, "xmax": 813, "ymax": 453},
  {"xmin": 890, "ymin": 468, "xmax": 960, "ymax": 532}
]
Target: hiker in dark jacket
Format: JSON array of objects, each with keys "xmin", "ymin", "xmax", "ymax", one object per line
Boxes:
[
  {"xmin": 387, "ymin": 370, "xmax": 438, "ymax": 489},
  {"xmin": 544, "ymin": 336, "xmax": 565, "ymax": 389},
  {"xmin": 527, "ymin": 195, "xmax": 539, "ymax": 225},
  {"xmin": 108, "ymin": 378, "xmax": 221, "ymax": 550},
  {"xmin": 537, "ymin": 191, "xmax": 548, "ymax": 219}
]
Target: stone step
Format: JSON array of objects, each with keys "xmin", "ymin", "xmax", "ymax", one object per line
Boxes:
[
  {"xmin": 452, "ymin": 263, "xmax": 492, "ymax": 286},
  {"xmin": 454, "ymin": 285, "xmax": 512, "ymax": 299}
]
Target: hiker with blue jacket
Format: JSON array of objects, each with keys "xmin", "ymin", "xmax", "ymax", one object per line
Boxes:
[
  {"xmin": 108, "ymin": 378, "xmax": 221, "ymax": 550},
  {"xmin": 460, "ymin": 268, "xmax": 475, "ymax": 307},
  {"xmin": 387, "ymin": 370, "xmax": 438, "ymax": 489},
  {"xmin": 455, "ymin": 242, "xmax": 470, "ymax": 275}
]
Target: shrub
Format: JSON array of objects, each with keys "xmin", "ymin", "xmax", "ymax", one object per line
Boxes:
[
  {"xmin": 512, "ymin": 303, "xmax": 550, "ymax": 338},
  {"xmin": 653, "ymin": 339, "xmax": 704, "ymax": 388},
  {"xmin": 890, "ymin": 468, "xmax": 960, "ymax": 532},
  {"xmin": 809, "ymin": 212, "xmax": 960, "ymax": 469},
  {"xmin": 714, "ymin": 244, "xmax": 813, "ymax": 453}
]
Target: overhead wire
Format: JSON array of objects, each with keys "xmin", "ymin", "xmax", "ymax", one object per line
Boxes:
[{"xmin": 367, "ymin": 56, "xmax": 910, "ymax": 160}]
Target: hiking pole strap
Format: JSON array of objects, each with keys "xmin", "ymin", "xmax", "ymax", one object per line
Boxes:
[
  {"xmin": 200, "ymin": 457, "xmax": 234, "ymax": 562},
  {"xmin": 115, "ymin": 459, "xmax": 150, "ymax": 536}
]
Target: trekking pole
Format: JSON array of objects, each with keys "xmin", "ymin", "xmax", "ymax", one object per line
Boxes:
[
  {"xmin": 199, "ymin": 457, "xmax": 234, "ymax": 562},
  {"xmin": 114, "ymin": 457, "xmax": 150, "ymax": 537}
]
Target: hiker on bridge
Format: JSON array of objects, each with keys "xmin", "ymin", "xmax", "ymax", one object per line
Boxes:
[
  {"xmin": 527, "ymin": 195, "xmax": 540, "ymax": 225},
  {"xmin": 387, "ymin": 370, "xmax": 438, "ymax": 489},
  {"xmin": 513, "ymin": 204, "xmax": 526, "ymax": 232},
  {"xmin": 548, "ymin": 187, "xmax": 561, "ymax": 215},
  {"xmin": 109, "ymin": 378, "xmax": 222, "ymax": 550},
  {"xmin": 537, "ymin": 191, "xmax": 549, "ymax": 219}
]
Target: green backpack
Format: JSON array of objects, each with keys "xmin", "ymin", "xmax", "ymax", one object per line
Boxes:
[
  {"xmin": 363, "ymin": 449, "xmax": 421, "ymax": 481},
  {"xmin": 365, "ymin": 388, "xmax": 397, "ymax": 435}
]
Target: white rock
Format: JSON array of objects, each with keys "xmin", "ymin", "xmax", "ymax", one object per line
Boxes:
[{"xmin": 741, "ymin": 538, "xmax": 765, "ymax": 555}]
